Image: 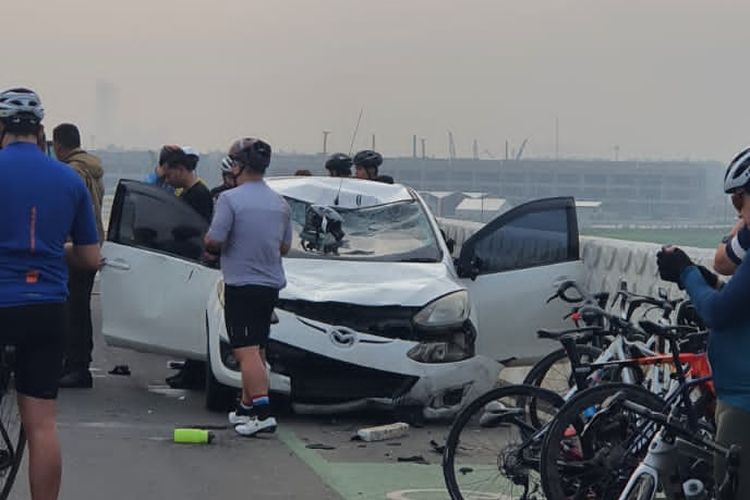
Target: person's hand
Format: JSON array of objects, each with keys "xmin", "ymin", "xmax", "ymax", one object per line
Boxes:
[
  {"xmin": 202, "ymin": 250, "xmax": 219, "ymax": 263},
  {"xmin": 657, "ymin": 246, "xmax": 694, "ymax": 285}
]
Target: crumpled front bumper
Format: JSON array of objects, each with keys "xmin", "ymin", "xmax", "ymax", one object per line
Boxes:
[{"xmin": 206, "ymin": 294, "xmax": 501, "ymax": 419}]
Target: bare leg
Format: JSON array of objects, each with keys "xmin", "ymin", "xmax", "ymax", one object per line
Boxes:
[
  {"xmin": 234, "ymin": 346, "xmax": 268, "ymax": 403},
  {"xmin": 18, "ymin": 395, "xmax": 61, "ymax": 500}
]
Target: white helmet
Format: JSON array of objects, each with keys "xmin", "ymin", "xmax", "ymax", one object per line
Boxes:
[
  {"xmin": 724, "ymin": 147, "xmax": 750, "ymax": 193},
  {"xmin": 220, "ymin": 156, "xmax": 233, "ymax": 173},
  {"xmin": 0, "ymin": 88, "xmax": 44, "ymax": 124}
]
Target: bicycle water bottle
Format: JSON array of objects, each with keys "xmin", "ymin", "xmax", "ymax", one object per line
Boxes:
[{"xmin": 682, "ymin": 479, "xmax": 708, "ymax": 500}]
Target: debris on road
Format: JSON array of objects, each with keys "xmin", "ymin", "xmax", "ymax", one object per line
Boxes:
[
  {"xmin": 397, "ymin": 455, "xmax": 429, "ymax": 465},
  {"xmin": 429, "ymin": 439, "xmax": 445, "ymax": 454},
  {"xmin": 305, "ymin": 443, "xmax": 336, "ymax": 450},
  {"xmin": 108, "ymin": 365, "xmax": 131, "ymax": 376},
  {"xmin": 356, "ymin": 422, "xmax": 409, "ymax": 442}
]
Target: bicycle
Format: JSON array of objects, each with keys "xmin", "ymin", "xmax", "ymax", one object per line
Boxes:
[
  {"xmin": 0, "ymin": 346, "xmax": 25, "ymax": 499},
  {"xmin": 539, "ymin": 320, "xmax": 715, "ymax": 499},
  {"xmin": 442, "ymin": 286, "xmax": 691, "ymax": 499}
]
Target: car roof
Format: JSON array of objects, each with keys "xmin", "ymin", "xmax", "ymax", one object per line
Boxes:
[{"xmin": 266, "ymin": 176, "xmax": 414, "ymax": 208}]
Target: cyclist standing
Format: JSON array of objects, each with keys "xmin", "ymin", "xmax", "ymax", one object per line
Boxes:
[
  {"xmin": 0, "ymin": 88, "xmax": 100, "ymax": 500},
  {"xmin": 657, "ymin": 148, "xmax": 750, "ymax": 498},
  {"xmin": 204, "ymin": 137, "xmax": 291, "ymax": 437},
  {"xmin": 210, "ymin": 156, "xmax": 236, "ymax": 202},
  {"xmin": 325, "ymin": 153, "xmax": 352, "ymax": 177},
  {"xmin": 352, "ymin": 150, "xmax": 382, "ymax": 180}
]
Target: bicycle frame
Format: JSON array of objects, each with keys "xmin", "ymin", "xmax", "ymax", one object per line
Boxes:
[{"xmin": 616, "ymin": 376, "xmax": 731, "ymax": 500}]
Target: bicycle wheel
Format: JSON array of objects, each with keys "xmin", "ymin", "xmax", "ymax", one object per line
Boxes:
[
  {"xmin": 539, "ymin": 383, "xmax": 667, "ymax": 500},
  {"xmin": 443, "ymin": 385, "xmax": 565, "ymax": 500},
  {"xmin": 0, "ymin": 350, "xmax": 25, "ymax": 500},
  {"xmin": 523, "ymin": 346, "xmax": 603, "ymax": 395}
]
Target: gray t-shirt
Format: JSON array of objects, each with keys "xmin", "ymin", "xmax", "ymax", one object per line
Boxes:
[{"xmin": 206, "ymin": 181, "xmax": 292, "ymax": 289}]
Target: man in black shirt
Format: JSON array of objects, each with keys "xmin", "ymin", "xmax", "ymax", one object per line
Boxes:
[
  {"xmin": 163, "ymin": 146, "xmax": 211, "ymax": 389},
  {"xmin": 163, "ymin": 146, "xmax": 213, "ymax": 221}
]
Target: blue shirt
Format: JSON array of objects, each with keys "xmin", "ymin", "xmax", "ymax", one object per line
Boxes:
[
  {"xmin": 206, "ymin": 181, "xmax": 292, "ymax": 289},
  {"xmin": 683, "ymin": 263, "xmax": 750, "ymax": 412},
  {"xmin": 144, "ymin": 171, "xmax": 175, "ymax": 193},
  {"xmin": 0, "ymin": 142, "xmax": 98, "ymax": 307}
]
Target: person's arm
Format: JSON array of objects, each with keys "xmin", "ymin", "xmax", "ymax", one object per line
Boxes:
[
  {"xmin": 204, "ymin": 194, "xmax": 233, "ymax": 254},
  {"xmin": 69, "ymin": 185, "xmax": 101, "ymax": 270},
  {"xmin": 65, "ymin": 243, "xmax": 101, "ymax": 270},
  {"xmin": 683, "ymin": 258, "xmax": 750, "ymax": 330},
  {"xmin": 715, "ymin": 219, "xmax": 746, "ymax": 275}
]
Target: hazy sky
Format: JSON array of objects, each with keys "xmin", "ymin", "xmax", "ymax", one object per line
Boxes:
[{"xmin": 4, "ymin": 0, "xmax": 749, "ymax": 161}]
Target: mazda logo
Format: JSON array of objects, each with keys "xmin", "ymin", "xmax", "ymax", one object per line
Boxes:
[{"xmin": 328, "ymin": 327, "xmax": 357, "ymax": 347}]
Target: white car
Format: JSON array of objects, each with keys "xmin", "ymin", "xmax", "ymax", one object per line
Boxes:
[{"xmin": 101, "ymin": 177, "xmax": 583, "ymax": 418}]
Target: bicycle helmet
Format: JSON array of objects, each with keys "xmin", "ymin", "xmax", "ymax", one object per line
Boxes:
[
  {"xmin": 724, "ymin": 147, "xmax": 750, "ymax": 193},
  {"xmin": 353, "ymin": 150, "xmax": 383, "ymax": 169},
  {"xmin": 228, "ymin": 137, "xmax": 272, "ymax": 172},
  {"xmin": 0, "ymin": 88, "xmax": 44, "ymax": 125},
  {"xmin": 220, "ymin": 156, "xmax": 234, "ymax": 174},
  {"xmin": 325, "ymin": 153, "xmax": 352, "ymax": 176}
]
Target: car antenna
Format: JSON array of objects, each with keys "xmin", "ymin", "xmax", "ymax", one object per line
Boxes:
[{"xmin": 334, "ymin": 107, "xmax": 364, "ymax": 206}]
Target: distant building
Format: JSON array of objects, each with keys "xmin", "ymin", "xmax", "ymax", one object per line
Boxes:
[
  {"xmin": 94, "ymin": 80, "xmax": 117, "ymax": 149},
  {"xmin": 92, "ymin": 151, "xmax": 728, "ymax": 225}
]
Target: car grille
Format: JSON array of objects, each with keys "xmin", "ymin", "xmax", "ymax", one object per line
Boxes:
[
  {"xmin": 277, "ymin": 299, "xmax": 421, "ymax": 341},
  {"xmin": 267, "ymin": 340, "xmax": 419, "ymax": 404}
]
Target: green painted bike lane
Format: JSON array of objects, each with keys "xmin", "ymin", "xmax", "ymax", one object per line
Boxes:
[
  {"xmin": 279, "ymin": 429, "xmax": 518, "ymax": 500},
  {"xmin": 279, "ymin": 429, "xmax": 450, "ymax": 500}
]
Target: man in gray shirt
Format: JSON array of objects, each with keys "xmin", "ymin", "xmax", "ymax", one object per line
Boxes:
[{"xmin": 204, "ymin": 137, "xmax": 291, "ymax": 437}]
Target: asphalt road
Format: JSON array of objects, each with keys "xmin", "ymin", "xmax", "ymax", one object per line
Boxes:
[{"xmin": 8, "ymin": 291, "xmax": 466, "ymax": 500}]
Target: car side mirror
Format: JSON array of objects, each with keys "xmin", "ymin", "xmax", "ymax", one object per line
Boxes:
[{"xmin": 457, "ymin": 256, "xmax": 482, "ymax": 281}]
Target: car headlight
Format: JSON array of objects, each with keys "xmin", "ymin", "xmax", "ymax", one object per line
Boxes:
[{"xmin": 413, "ymin": 291, "xmax": 470, "ymax": 328}]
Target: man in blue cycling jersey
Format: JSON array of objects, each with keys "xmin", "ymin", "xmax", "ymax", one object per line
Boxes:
[
  {"xmin": 0, "ymin": 88, "xmax": 101, "ymax": 500},
  {"xmin": 658, "ymin": 147, "xmax": 750, "ymax": 498}
]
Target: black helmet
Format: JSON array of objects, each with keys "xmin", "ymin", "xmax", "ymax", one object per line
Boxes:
[
  {"xmin": 229, "ymin": 137, "xmax": 272, "ymax": 172},
  {"xmin": 325, "ymin": 153, "xmax": 352, "ymax": 176},
  {"xmin": 353, "ymin": 150, "xmax": 383, "ymax": 169}
]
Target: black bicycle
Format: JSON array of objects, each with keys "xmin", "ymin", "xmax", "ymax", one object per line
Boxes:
[{"xmin": 0, "ymin": 346, "xmax": 26, "ymax": 499}]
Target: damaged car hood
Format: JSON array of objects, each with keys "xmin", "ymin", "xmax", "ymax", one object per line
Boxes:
[{"xmin": 282, "ymin": 259, "xmax": 462, "ymax": 307}]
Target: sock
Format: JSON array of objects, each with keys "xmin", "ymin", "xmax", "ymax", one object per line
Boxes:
[
  {"xmin": 252, "ymin": 395, "xmax": 271, "ymax": 420},
  {"xmin": 236, "ymin": 400, "xmax": 253, "ymax": 415}
]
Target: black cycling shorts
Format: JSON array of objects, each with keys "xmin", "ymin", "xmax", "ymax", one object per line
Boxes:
[
  {"xmin": 0, "ymin": 303, "xmax": 65, "ymax": 400},
  {"xmin": 224, "ymin": 285, "xmax": 279, "ymax": 349}
]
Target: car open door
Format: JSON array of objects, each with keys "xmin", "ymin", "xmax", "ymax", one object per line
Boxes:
[
  {"xmin": 457, "ymin": 197, "xmax": 584, "ymax": 362},
  {"xmin": 101, "ymin": 180, "xmax": 220, "ymax": 359}
]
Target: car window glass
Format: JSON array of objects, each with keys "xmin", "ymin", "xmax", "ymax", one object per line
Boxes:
[
  {"xmin": 473, "ymin": 208, "xmax": 571, "ymax": 273},
  {"xmin": 113, "ymin": 187, "xmax": 207, "ymax": 261},
  {"xmin": 284, "ymin": 198, "xmax": 442, "ymax": 263}
]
